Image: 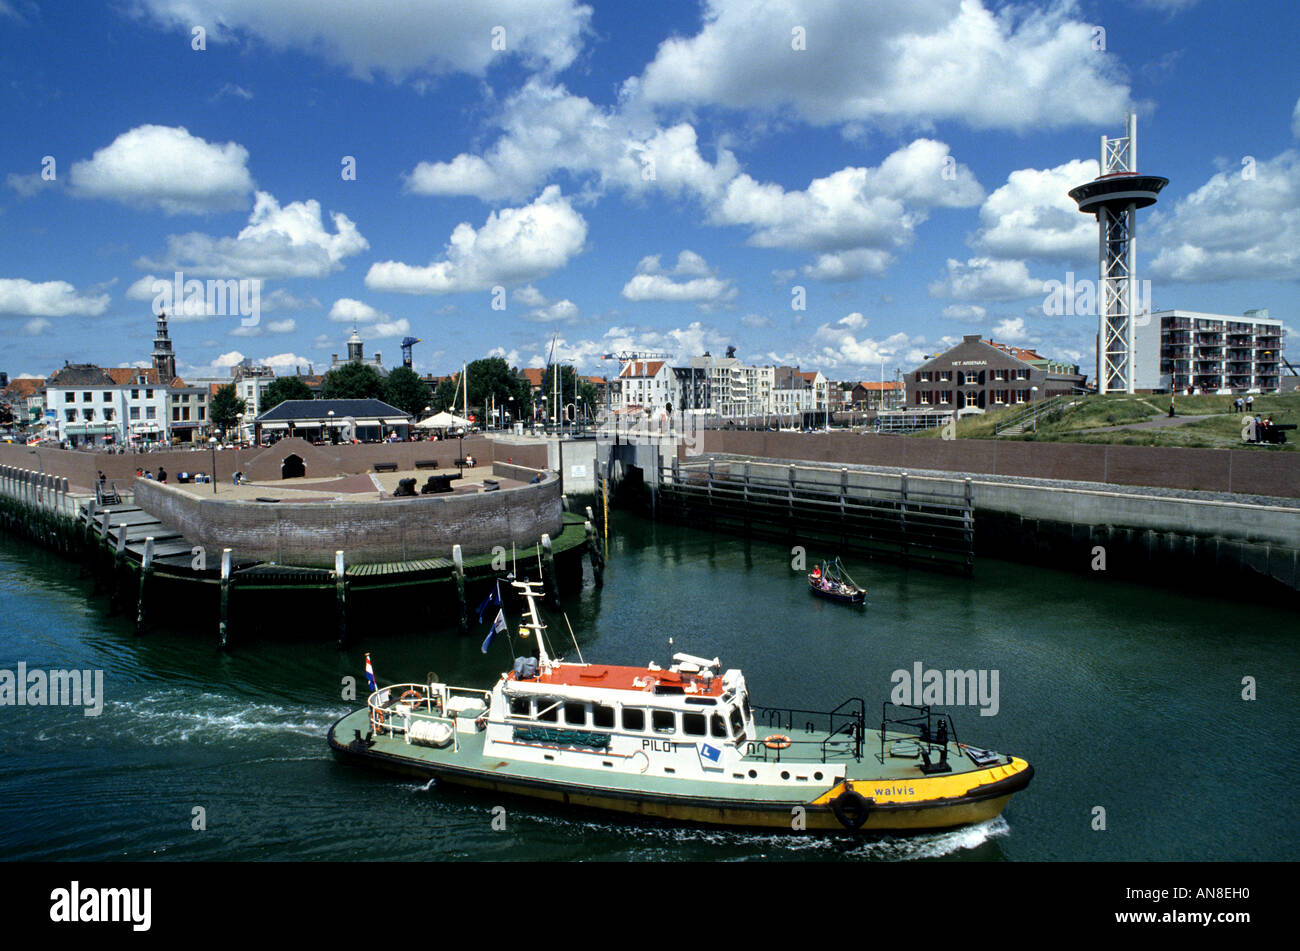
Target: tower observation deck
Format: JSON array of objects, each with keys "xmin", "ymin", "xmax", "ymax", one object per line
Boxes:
[{"xmin": 1068, "ymin": 113, "xmax": 1167, "ymax": 394}]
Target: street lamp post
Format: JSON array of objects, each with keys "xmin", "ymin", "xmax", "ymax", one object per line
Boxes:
[
  {"xmin": 1031, "ymin": 385, "xmax": 1040, "ymax": 432},
  {"xmin": 236, "ymin": 412, "xmax": 244, "ymax": 447},
  {"xmin": 327, "ymin": 409, "xmax": 335, "ymax": 445},
  {"xmin": 456, "ymin": 427, "xmax": 466, "ymax": 478},
  {"xmin": 208, "ymin": 436, "xmax": 218, "ymax": 494}
]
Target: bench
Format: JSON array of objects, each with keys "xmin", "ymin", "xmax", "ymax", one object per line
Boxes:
[
  {"xmin": 414, "ymin": 459, "xmax": 439, "ymax": 469},
  {"xmin": 373, "ymin": 462, "xmax": 398, "ymax": 472}
]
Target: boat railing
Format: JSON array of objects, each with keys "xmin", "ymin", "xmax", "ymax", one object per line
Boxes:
[
  {"xmin": 368, "ymin": 684, "xmax": 489, "ymax": 753},
  {"xmin": 877, "ymin": 701, "xmax": 962, "ymax": 773},
  {"xmin": 749, "ymin": 698, "xmax": 864, "ymax": 762}
]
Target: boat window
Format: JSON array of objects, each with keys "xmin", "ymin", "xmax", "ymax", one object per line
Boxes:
[
  {"xmin": 536, "ymin": 698, "xmax": 559, "ymax": 722},
  {"xmin": 729, "ymin": 705, "xmax": 744, "ymax": 737},
  {"xmin": 741, "ymin": 694, "xmax": 752, "ymax": 724},
  {"xmin": 623, "ymin": 708, "xmax": 645, "ymax": 732},
  {"xmin": 593, "ymin": 704, "xmax": 615, "ymax": 729},
  {"xmin": 564, "ymin": 702, "xmax": 587, "ymax": 726},
  {"xmin": 652, "ymin": 710, "xmax": 676, "ymax": 734},
  {"xmin": 683, "ymin": 713, "xmax": 706, "ymax": 736},
  {"xmin": 510, "ymin": 697, "xmax": 530, "ymax": 718},
  {"xmin": 711, "ymin": 713, "xmax": 729, "ymax": 738}
]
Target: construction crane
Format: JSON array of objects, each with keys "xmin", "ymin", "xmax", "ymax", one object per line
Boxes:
[
  {"xmin": 601, "ymin": 350, "xmax": 674, "ymax": 362},
  {"xmin": 400, "ymin": 336, "xmax": 421, "ymax": 368}
]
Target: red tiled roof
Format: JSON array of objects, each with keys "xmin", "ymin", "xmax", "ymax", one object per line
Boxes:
[
  {"xmin": 855, "ymin": 381, "xmax": 903, "ymax": 391},
  {"xmin": 619, "ymin": 360, "xmax": 665, "ymax": 378},
  {"xmin": 105, "ymin": 367, "xmax": 160, "ymax": 385},
  {"xmin": 520, "ymin": 368, "xmax": 546, "ymax": 387},
  {"xmin": 3, "ymin": 378, "xmax": 45, "ymax": 398}
]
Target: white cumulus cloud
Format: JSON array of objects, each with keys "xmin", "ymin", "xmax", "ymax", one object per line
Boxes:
[
  {"xmin": 69, "ymin": 125, "xmax": 253, "ymax": 214},
  {"xmin": 365, "ymin": 185, "xmax": 586, "ymax": 294},
  {"xmin": 138, "ymin": 190, "xmax": 368, "ymax": 279},
  {"xmin": 0, "ymin": 278, "xmax": 110, "ymax": 317}
]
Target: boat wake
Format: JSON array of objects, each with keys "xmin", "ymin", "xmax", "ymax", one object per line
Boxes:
[
  {"xmin": 26, "ymin": 690, "xmax": 349, "ymax": 747},
  {"xmin": 496, "ymin": 811, "xmax": 1011, "ymax": 861}
]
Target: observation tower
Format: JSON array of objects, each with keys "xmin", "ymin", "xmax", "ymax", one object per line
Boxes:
[{"xmin": 1068, "ymin": 113, "xmax": 1168, "ymax": 394}]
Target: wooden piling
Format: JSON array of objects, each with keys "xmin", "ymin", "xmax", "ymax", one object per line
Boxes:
[
  {"xmin": 109, "ymin": 528, "xmax": 128, "ymax": 614},
  {"xmin": 452, "ymin": 544, "xmax": 468, "ymax": 632},
  {"xmin": 585, "ymin": 520, "xmax": 604, "ymax": 587},
  {"xmin": 218, "ymin": 548, "xmax": 232, "ymax": 651},
  {"xmin": 135, "ymin": 536, "xmax": 154, "ymax": 635},
  {"xmin": 899, "ymin": 471, "xmax": 910, "ymax": 564},
  {"xmin": 335, "ymin": 550, "xmax": 349, "ymax": 649},
  {"xmin": 541, "ymin": 532, "xmax": 560, "ymax": 607}
]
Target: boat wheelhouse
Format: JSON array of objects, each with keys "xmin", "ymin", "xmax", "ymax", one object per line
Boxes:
[{"xmin": 329, "ymin": 580, "xmax": 1032, "ymax": 832}]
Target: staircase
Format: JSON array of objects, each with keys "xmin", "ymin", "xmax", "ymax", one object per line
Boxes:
[{"xmin": 993, "ymin": 394, "xmax": 1071, "ymax": 436}]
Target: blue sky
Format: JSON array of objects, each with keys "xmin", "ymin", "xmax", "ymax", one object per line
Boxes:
[{"xmin": 2, "ymin": 0, "xmax": 1297, "ymax": 385}]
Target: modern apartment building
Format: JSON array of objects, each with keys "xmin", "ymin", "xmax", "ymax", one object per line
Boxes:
[{"xmin": 1134, "ymin": 308, "xmax": 1286, "ymax": 393}]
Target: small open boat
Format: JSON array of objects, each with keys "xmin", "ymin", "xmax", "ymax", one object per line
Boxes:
[{"xmin": 809, "ymin": 557, "xmax": 866, "ymax": 604}]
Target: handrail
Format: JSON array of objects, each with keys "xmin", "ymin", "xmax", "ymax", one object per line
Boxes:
[{"xmin": 992, "ymin": 393, "xmax": 1069, "ymax": 434}]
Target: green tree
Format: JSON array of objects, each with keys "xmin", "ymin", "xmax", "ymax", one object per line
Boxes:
[
  {"xmin": 320, "ymin": 362, "xmax": 383, "ymax": 400},
  {"xmin": 261, "ymin": 375, "xmax": 314, "ymax": 413},
  {"xmin": 431, "ymin": 375, "xmax": 461, "ymax": 413},
  {"xmin": 467, "ymin": 357, "xmax": 530, "ymax": 423},
  {"xmin": 382, "ymin": 366, "xmax": 432, "ymax": 417},
  {"xmin": 210, "ymin": 384, "xmax": 246, "ymax": 435}
]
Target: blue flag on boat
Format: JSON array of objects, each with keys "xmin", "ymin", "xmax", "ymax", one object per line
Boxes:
[
  {"xmin": 481, "ymin": 609, "xmax": 507, "ymax": 653},
  {"xmin": 364, "ymin": 652, "xmax": 377, "ymax": 692},
  {"xmin": 475, "ymin": 582, "xmax": 502, "ymax": 624}
]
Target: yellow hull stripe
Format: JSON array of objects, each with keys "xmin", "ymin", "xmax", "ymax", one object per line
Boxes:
[{"xmin": 809, "ymin": 757, "xmax": 1032, "ymax": 806}]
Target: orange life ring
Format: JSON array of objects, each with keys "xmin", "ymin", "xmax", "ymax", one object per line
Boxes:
[
  {"xmin": 400, "ymin": 689, "xmax": 423, "ymax": 704},
  {"xmin": 373, "ymin": 708, "xmax": 387, "ymax": 731},
  {"xmin": 764, "ymin": 734, "xmax": 792, "ymax": 750}
]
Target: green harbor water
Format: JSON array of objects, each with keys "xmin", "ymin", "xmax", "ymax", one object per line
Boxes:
[{"xmin": 0, "ymin": 515, "xmax": 1296, "ymax": 862}]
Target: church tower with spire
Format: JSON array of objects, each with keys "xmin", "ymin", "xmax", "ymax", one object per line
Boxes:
[{"xmin": 152, "ymin": 311, "xmax": 177, "ymax": 381}]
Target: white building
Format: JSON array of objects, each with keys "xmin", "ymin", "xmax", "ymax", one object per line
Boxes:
[
  {"xmin": 45, "ymin": 364, "xmax": 172, "ymax": 448},
  {"xmin": 615, "ymin": 360, "xmax": 673, "ymax": 415},
  {"xmin": 1134, "ymin": 308, "xmax": 1286, "ymax": 393}
]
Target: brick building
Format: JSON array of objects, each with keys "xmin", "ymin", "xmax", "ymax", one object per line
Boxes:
[{"xmin": 906, "ymin": 335, "xmax": 1086, "ymax": 415}]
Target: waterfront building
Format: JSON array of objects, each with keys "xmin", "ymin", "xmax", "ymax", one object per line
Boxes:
[
  {"xmin": 1, "ymin": 377, "xmax": 47, "ymax": 435},
  {"xmin": 616, "ymin": 359, "xmax": 673, "ymax": 416},
  {"xmin": 1134, "ymin": 308, "xmax": 1286, "ymax": 394},
  {"xmin": 45, "ymin": 364, "xmax": 173, "ymax": 447},
  {"xmin": 164, "ymin": 380, "xmax": 211, "ymax": 444},
  {"xmin": 253, "ymin": 398, "xmax": 412, "ymax": 445},
  {"xmin": 771, "ymin": 366, "xmax": 830, "ymax": 424},
  {"xmin": 849, "ymin": 381, "xmax": 905, "ymax": 411},
  {"xmin": 906, "ymin": 335, "xmax": 1086, "ymax": 415}
]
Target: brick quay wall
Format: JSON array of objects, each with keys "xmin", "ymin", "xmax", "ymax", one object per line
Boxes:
[{"xmin": 132, "ymin": 471, "xmax": 563, "ymax": 567}]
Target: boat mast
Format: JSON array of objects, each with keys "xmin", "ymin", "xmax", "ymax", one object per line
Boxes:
[{"xmin": 512, "ymin": 579, "xmax": 553, "ymax": 670}]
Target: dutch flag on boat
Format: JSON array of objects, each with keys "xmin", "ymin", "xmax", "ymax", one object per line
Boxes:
[
  {"xmin": 698, "ymin": 743, "xmax": 722, "ymax": 766},
  {"xmin": 481, "ymin": 609, "xmax": 507, "ymax": 654},
  {"xmin": 364, "ymin": 652, "xmax": 377, "ymax": 692},
  {"xmin": 475, "ymin": 581, "xmax": 502, "ymax": 624}
]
